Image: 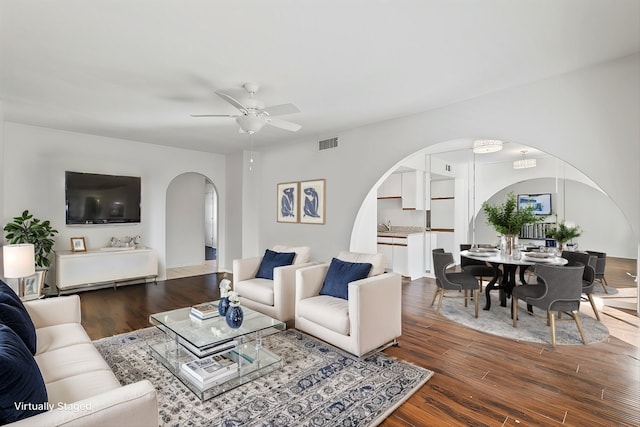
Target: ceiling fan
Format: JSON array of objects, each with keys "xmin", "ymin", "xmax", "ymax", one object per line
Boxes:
[{"xmin": 191, "ymin": 82, "xmax": 302, "ymax": 134}]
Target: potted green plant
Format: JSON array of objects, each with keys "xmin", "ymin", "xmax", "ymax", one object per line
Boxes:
[
  {"xmin": 547, "ymin": 221, "xmax": 581, "ymax": 251},
  {"xmin": 4, "ymin": 210, "xmax": 59, "ymax": 285},
  {"xmin": 482, "ymin": 192, "xmax": 543, "ymax": 255}
]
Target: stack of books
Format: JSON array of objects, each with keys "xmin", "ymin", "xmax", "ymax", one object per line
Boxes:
[
  {"xmin": 190, "ymin": 302, "xmax": 219, "ymax": 320},
  {"xmin": 180, "ymin": 338, "xmax": 238, "ymax": 358},
  {"xmin": 180, "ymin": 353, "xmax": 238, "ymax": 387}
]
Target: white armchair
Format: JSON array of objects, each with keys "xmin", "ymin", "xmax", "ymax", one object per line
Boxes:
[
  {"xmin": 295, "ymin": 251, "xmax": 402, "ymax": 357},
  {"xmin": 233, "ymin": 245, "xmax": 313, "ymax": 322}
]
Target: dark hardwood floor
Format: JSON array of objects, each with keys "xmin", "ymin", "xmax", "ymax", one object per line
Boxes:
[{"xmin": 79, "ymin": 261, "xmax": 639, "ymax": 426}]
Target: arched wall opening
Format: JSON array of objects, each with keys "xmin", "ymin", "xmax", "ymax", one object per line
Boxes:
[
  {"xmin": 350, "ymin": 138, "xmax": 636, "ymax": 276},
  {"xmin": 165, "ymin": 172, "xmax": 219, "ymax": 275}
]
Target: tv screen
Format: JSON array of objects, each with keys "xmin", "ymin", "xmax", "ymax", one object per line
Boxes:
[
  {"xmin": 65, "ymin": 171, "xmax": 141, "ymax": 224},
  {"xmin": 517, "ymin": 193, "xmax": 552, "ymax": 216}
]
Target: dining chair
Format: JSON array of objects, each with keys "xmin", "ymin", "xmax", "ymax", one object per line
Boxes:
[
  {"xmin": 432, "ymin": 249, "xmax": 479, "ymax": 318},
  {"xmin": 512, "ymin": 263, "xmax": 587, "ymax": 346},
  {"xmin": 561, "ymin": 251, "xmax": 600, "ymax": 321},
  {"xmin": 459, "ymin": 244, "xmax": 498, "ymax": 291},
  {"xmin": 585, "ymin": 250, "xmax": 609, "ymax": 293}
]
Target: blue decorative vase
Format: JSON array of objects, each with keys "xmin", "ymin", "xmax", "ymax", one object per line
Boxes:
[
  {"xmin": 218, "ymin": 297, "xmax": 229, "ymax": 316},
  {"xmin": 225, "ymin": 304, "xmax": 244, "ymax": 329}
]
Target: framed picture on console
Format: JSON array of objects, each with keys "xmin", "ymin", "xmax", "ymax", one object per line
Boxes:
[
  {"xmin": 300, "ymin": 179, "xmax": 326, "ymax": 224},
  {"xmin": 276, "ymin": 182, "xmax": 299, "ymax": 223},
  {"xmin": 21, "ymin": 271, "xmax": 44, "ymax": 301},
  {"xmin": 70, "ymin": 237, "xmax": 87, "ymax": 252}
]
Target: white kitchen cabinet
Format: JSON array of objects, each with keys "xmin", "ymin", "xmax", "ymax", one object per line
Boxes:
[
  {"xmin": 401, "ymin": 171, "xmax": 425, "ymax": 210},
  {"xmin": 376, "ymin": 237, "xmax": 394, "ymax": 270},
  {"xmin": 377, "ymin": 232, "xmax": 424, "ymax": 280},
  {"xmin": 377, "ymin": 173, "xmax": 402, "ymax": 198}
]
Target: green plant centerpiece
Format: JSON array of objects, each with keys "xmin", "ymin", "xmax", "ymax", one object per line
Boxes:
[
  {"xmin": 547, "ymin": 221, "xmax": 581, "ymax": 251},
  {"xmin": 482, "ymin": 192, "xmax": 543, "ymax": 255},
  {"xmin": 4, "ymin": 210, "xmax": 59, "ymax": 269}
]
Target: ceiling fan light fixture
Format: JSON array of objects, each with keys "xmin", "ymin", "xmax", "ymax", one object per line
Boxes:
[
  {"xmin": 473, "ymin": 139, "xmax": 503, "ymax": 154},
  {"xmin": 513, "ymin": 150, "xmax": 536, "ymax": 169},
  {"xmin": 236, "ymin": 115, "xmax": 266, "ymax": 134}
]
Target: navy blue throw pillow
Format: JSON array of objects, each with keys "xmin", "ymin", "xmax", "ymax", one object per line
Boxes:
[
  {"xmin": 0, "ymin": 324, "xmax": 48, "ymax": 424},
  {"xmin": 0, "ymin": 280, "xmax": 37, "ymax": 355},
  {"xmin": 319, "ymin": 258, "xmax": 372, "ymax": 300},
  {"xmin": 255, "ymin": 249, "xmax": 296, "ymax": 280}
]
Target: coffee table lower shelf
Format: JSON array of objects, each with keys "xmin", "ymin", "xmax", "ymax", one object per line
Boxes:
[{"xmin": 148, "ymin": 339, "xmax": 283, "ymax": 401}]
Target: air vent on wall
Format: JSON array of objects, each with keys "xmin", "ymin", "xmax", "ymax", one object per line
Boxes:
[{"xmin": 319, "ymin": 137, "xmax": 338, "ymax": 151}]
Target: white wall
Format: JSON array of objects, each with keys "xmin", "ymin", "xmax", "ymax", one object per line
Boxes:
[
  {"xmin": 1, "ymin": 122, "xmax": 227, "ymax": 280},
  {"xmin": 255, "ymin": 55, "xmax": 639, "ymax": 264},
  {"xmin": 377, "ymin": 198, "xmax": 425, "ymax": 228},
  {"xmin": 166, "ymin": 173, "xmax": 206, "ymax": 268}
]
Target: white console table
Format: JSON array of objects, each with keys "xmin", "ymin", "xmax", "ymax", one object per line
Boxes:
[{"xmin": 55, "ymin": 247, "xmax": 158, "ymax": 293}]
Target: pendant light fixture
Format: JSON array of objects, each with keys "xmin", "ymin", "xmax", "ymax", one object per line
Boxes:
[
  {"xmin": 513, "ymin": 150, "xmax": 536, "ymax": 169},
  {"xmin": 473, "ymin": 139, "xmax": 503, "ymax": 154}
]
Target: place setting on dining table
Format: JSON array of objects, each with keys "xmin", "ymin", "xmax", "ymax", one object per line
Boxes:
[{"xmin": 460, "ymin": 244, "xmax": 568, "ymax": 310}]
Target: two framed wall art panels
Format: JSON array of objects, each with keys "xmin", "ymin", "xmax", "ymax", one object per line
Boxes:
[{"xmin": 277, "ymin": 179, "xmax": 325, "ymax": 224}]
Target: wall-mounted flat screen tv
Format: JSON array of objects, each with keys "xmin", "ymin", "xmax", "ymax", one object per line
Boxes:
[
  {"xmin": 65, "ymin": 171, "xmax": 141, "ymax": 224},
  {"xmin": 517, "ymin": 193, "xmax": 552, "ymax": 216}
]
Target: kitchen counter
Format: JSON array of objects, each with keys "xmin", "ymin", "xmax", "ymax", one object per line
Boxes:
[{"xmin": 377, "ymin": 226, "xmax": 426, "ymax": 238}]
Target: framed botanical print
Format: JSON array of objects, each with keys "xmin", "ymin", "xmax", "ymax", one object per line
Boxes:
[
  {"xmin": 277, "ymin": 182, "xmax": 299, "ymax": 223},
  {"xmin": 300, "ymin": 179, "xmax": 326, "ymax": 224}
]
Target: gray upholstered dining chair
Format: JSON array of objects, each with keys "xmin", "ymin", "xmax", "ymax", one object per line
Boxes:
[
  {"xmin": 512, "ymin": 263, "xmax": 587, "ymax": 346},
  {"xmin": 460, "ymin": 244, "xmax": 498, "ymax": 291},
  {"xmin": 432, "ymin": 249, "xmax": 480, "ymax": 318},
  {"xmin": 585, "ymin": 250, "xmax": 609, "ymax": 293},
  {"xmin": 561, "ymin": 251, "xmax": 600, "ymax": 321}
]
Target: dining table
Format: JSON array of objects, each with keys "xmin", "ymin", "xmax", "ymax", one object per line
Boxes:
[{"xmin": 460, "ymin": 249, "xmax": 568, "ymax": 310}]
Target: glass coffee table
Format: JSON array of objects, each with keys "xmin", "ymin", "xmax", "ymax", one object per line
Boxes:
[{"xmin": 148, "ymin": 302, "xmax": 285, "ymax": 400}]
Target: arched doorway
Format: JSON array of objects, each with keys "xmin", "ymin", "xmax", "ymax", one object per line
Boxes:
[
  {"xmin": 351, "ymin": 139, "xmax": 636, "ymax": 285},
  {"xmin": 165, "ymin": 172, "xmax": 219, "ymax": 279}
]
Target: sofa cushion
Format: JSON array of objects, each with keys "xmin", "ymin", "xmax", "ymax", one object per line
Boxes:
[
  {"xmin": 0, "ymin": 324, "xmax": 48, "ymax": 424},
  {"xmin": 46, "ymin": 369, "xmax": 120, "ymax": 404},
  {"xmin": 255, "ymin": 249, "xmax": 296, "ymax": 280},
  {"xmin": 272, "ymin": 245, "xmax": 311, "ymax": 265},
  {"xmin": 235, "ymin": 278, "xmax": 274, "ymax": 306},
  {"xmin": 0, "ymin": 280, "xmax": 37, "ymax": 355},
  {"xmin": 297, "ymin": 295, "xmax": 350, "ymax": 335},
  {"xmin": 35, "ymin": 343, "xmax": 113, "ymax": 384},
  {"xmin": 320, "ymin": 258, "xmax": 372, "ymax": 300},
  {"xmin": 35, "ymin": 323, "xmax": 92, "ymax": 355},
  {"xmin": 337, "ymin": 251, "xmax": 385, "ymax": 277}
]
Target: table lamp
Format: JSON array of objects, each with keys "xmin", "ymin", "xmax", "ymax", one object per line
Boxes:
[{"xmin": 3, "ymin": 243, "xmax": 36, "ymax": 297}]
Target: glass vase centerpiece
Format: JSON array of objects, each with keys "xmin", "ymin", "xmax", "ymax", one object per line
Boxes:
[
  {"xmin": 218, "ymin": 279, "xmax": 232, "ymax": 316},
  {"xmin": 225, "ymin": 291, "xmax": 244, "ymax": 329},
  {"xmin": 482, "ymin": 192, "xmax": 543, "ymax": 257}
]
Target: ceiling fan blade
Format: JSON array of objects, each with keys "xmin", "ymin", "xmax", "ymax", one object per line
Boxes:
[
  {"xmin": 190, "ymin": 114, "xmax": 238, "ymax": 118},
  {"xmin": 263, "ymin": 103, "xmax": 301, "ymax": 116},
  {"xmin": 267, "ymin": 117, "xmax": 302, "ymax": 132},
  {"xmin": 215, "ymin": 91, "xmax": 248, "ymax": 113}
]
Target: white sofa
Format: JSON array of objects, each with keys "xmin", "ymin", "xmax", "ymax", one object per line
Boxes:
[
  {"xmin": 233, "ymin": 245, "xmax": 314, "ymax": 322},
  {"xmin": 295, "ymin": 251, "xmax": 402, "ymax": 357},
  {"xmin": 9, "ymin": 295, "xmax": 157, "ymax": 426}
]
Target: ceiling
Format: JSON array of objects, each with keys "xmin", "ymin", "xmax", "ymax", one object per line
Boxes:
[{"xmin": 1, "ymin": 0, "xmax": 638, "ymax": 155}]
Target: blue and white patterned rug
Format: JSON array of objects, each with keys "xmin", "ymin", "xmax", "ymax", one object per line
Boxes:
[{"xmin": 94, "ymin": 328, "xmax": 433, "ymax": 426}]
